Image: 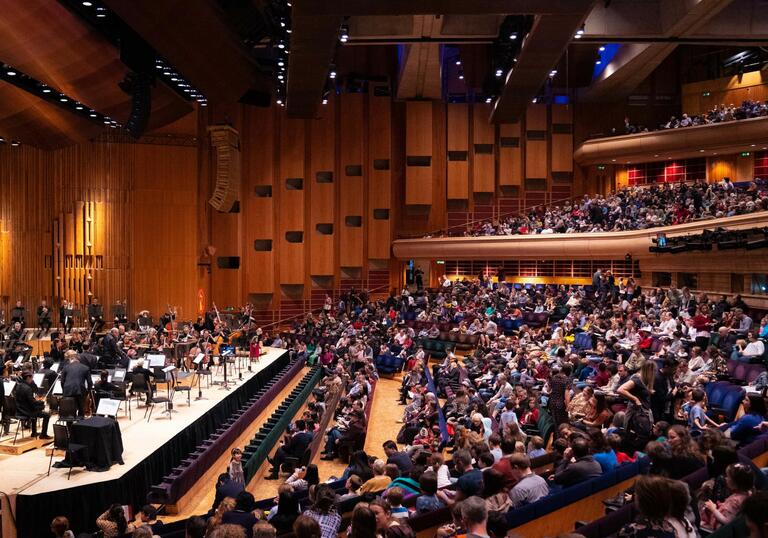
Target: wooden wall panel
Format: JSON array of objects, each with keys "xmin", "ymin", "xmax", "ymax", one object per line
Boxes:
[
  {"xmin": 682, "ymin": 71, "xmax": 768, "ymax": 116},
  {"xmin": 310, "ymin": 96, "xmax": 336, "ymax": 276},
  {"xmin": 340, "ymin": 93, "xmax": 365, "ymax": 267},
  {"xmin": 242, "ymin": 106, "xmax": 275, "ymax": 294},
  {"xmin": 551, "ymin": 104, "xmax": 573, "ymax": 173},
  {"xmin": 368, "ymin": 86, "xmax": 392, "ymax": 260},
  {"xmin": 405, "ymin": 101, "xmax": 433, "ymax": 205},
  {"xmin": 526, "ymin": 141, "xmax": 548, "ymax": 179},
  {"xmin": 526, "ymin": 104, "xmax": 547, "ymax": 131},
  {"xmin": 472, "ymin": 104, "xmax": 495, "ymax": 193},
  {"xmin": 447, "ymin": 104, "xmax": 469, "ymax": 199},
  {"xmin": 499, "ymin": 122, "xmax": 522, "ymax": 187},
  {"xmin": 278, "ymin": 118, "xmax": 306, "ymax": 284},
  {"xmin": 708, "ymin": 156, "xmax": 737, "ymax": 183}
]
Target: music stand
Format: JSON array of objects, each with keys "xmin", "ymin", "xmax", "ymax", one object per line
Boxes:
[
  {"xmin": 219, "ymin": 347, "xmax": 235, "ymax": 390},
  {"xmin": 193, "ymin": 353, "xmax": 207, "ymax": 400},
  {"xmin": 95, "ymin": 398, "xmax": 121, "ymax": 419}
]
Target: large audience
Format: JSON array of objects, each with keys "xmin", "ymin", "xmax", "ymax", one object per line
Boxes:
[
  {"xmin": 443, "ymin": 178, "xmax": 767, "ymax": 237},
  {"xmin": 41, "ymin": 267, "xmax": 768, "ymax": 538}
]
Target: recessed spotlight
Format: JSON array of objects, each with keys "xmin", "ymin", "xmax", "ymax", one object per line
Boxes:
[
  {"xmin": 611, "ymin": 159, "xmax": 616, "ymax": 162},
  {"xmin": 200, "ymin": 102, "xmax": 207, "ymax": 107},
  {"xmin": 485, "ymin": 97, "xmax": 492, "ymax": 104},
  {"xmin": 599, "ymin": 45, "xmax": 606, "ymax": 52},
  {"xmin": 455, "ymin": 60, "xmax": 461, "ymax": 66},
  {"xmin": 11, "ymin": 140, "xmax": 19, "ymax": 147},
  {"xmin": 278, "ymin": 61, "xmax": 285, "ymax": 67},
  {"xmin": 322, "ymin": 98, "xmax": 328, "ymax": 105},
  {"xmin": 170, "ymin": 77, "xmax": 178, "ymax": 82},
  {"xmin": 59, "ymin": 97, "xmax": 67, "ymax": 102},
  {"xmin": 82, "ymin": 1, "xmax": 92, "ymax": 6},
  {"xmin": 595, "ymin": 59, "xmax": 601, "ymax": 65},
  {"xmin": 90, "ymin": 113, "xmax": 97, "ymax": 118},
  {"xmin": 509, "ymin": 33, "xmax": 518, "ymax": 40},
  {"xmin": 549, "ymin": 70, "xmax": 557, "ymax": 77},
  {"xmin": 96, "ymin": 13, "xmax": 106, "ymax": 17},
  {"xmin": 76, "ymin": 105, "xmax": 83, "ymax": 110},
  {"xmin": 751, "ymin": 144, "xmax": 756, "ymax": 147},
  {"xmin": 42, "ymin": 88, "xmax": 51, "ymax": 93},
  {"xmin": 654, "ymin": 154, "xmax": 659, "ymax": 157},
  {"xmin": 699, "ymin": 149, "xmax": 705, "ymax": 152},
  {"xmin": 276, "ymin": 99, "xmax": 283, "ymax": 105},
  {"xmin": 495, "ymin": 68, "xmax": 503, "ymax": 77},
  {"xmin": 458, "ymin": 74, "xmax": 464, "ymax": 80},
  {"xmin": 6, "ymin": 70, "xmax": 16, "ymax": 76},
  {"xmin": 532, "ymin": 98, "xmax": 537, "ymax": 104},
  {"xmin": 277, "ymin": 74, "xmax": 284, "ymax": 80},
  {"xmin": 329, "ymin": 70, "xmax": 336, "ymax": 79},
  {"xmin": 277, "ymin": 41, "xmax": 285, "ymax": 49}
]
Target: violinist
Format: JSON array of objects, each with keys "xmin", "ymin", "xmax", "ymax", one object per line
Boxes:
[
  {"xmin": 8, "ymin": 321, "xmax": 24, "ymax": 343},
  {"xmin": 15, "ymin": 371, "xmax": 51, "ymax": 439},
  {"xmin": 37, "ymin": 300, "xmax": 52, "ymax": 333}
]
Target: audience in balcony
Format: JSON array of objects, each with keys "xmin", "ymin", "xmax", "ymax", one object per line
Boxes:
[
  {"xmin": 451, "ymin": 179, "xmax": 767, "ymax": 237},
  {"xmin": 618, "ymin": 99, "xmax": 768, "ymax": 136}
]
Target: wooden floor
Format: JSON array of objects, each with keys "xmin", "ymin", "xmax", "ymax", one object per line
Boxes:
[{"xmin": 0, "ymin": 348, "xmax": 286, "ymax": 497}]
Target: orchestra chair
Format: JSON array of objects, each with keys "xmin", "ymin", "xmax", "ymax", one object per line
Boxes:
[
  {"xmin": 173, "ymin": 370, "xmax": 194, "ymax": 406},
  {"xmin": 48, "ymin": 423, "xmax": 88, "ymax": 480},
  {"xmin": 130, "ymin": 374, "xmax": 152, "ymax": 409},
  {"xmin": 145, "ymin": 386, "xmax": 174, "ymax": 422},
  {"xmin": 56, "ymin": 397, "xmax": 79, "ymax": 426},
  {"xmin": 197, "ymin": 367, "xmax": 213, "ymax": 389},
  {"xmin": 6, "ymin": 396, "xmax": 36, "ymax": 445},
  {"xmin": 153, "ymin": 368, "xmax": 174, "ymax": 399}
]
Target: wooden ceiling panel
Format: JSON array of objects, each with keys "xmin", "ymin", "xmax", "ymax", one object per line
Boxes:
[{"xmin": 0, "ymin": 81, "xmax": 104, "ymax": 149}]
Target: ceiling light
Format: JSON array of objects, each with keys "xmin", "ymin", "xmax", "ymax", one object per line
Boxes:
[
  {"xmin": 0, "ymin": 137, "xmax": 4, "ymax": 143},
  {"xmin": 277, "ymin": 41, "xmax": 285, "ymax": 49},
  {"xmin": 6, "ymin": 70, "xmax": 16, "ymax": 76},
  {"xmin": 611, "ymin": 159, "xmax": 616, "ymax": 162},
  {"xmin": 509, "ymin": 33, "xmax": 518, "ymax": 40},
  {"xmin": 278, "ymin": 61, "xmax": 285, "ymax": 67},
  {"xmin": 42, "ymin": 88, "xmax": 51, "ymax": 93},
  {"xmin": 82, "ymin": 1, "xmax": 92, "ymax": 5},
  {"xmin": 458, "ymin": 74, "xmax": 464, "ymax": 80},
  {"xmin": 59, "ymin": 97, "xmax": 67, "ymax": 102},
  {"xmin": 170, "ymin": 77, "xmax": 178, "ymax": 82},
  {"xmin": 277, "ymin": 74, "xmax": 284, "ymax": 80},
  {"xmin": 276, "ymin": 99, "xmax": 283, "ymax": 105},
  {"xmin": 90, "ymin": 113, "xmax": 97, "ymax": 118},
  {"xmin": 11, "ymin": 141, "xmax": 19, "ymax": 147},
  {"xmin": 485, "ymin": 97, "xmax": 492, "ymax": 103},
  {"xmin": 76, "ymin": 105, "xmax": 83, "ymax": 110},
  {"xmin": 340, "ymin": 25, "xmax": 349, "ymax": 43},
  {"xmin": 599, "ymin": 45, "xmax": 606, "ymax": 52},
  {"xmin": 699, "ymin": 149, "xmax": 705, "ymax": 152},
  {"xmin": 549, "ymin": 70, "xmax": 557, "ymax": 77},
  {"xmin": 574, "ymin": 33, "xmax": 582, "ymax": 39},
  {"xmin": 495, "ymin": 68, "xmax": 503, "ymax": 77},
  {"xmin": 329, "ymin": 70, "xmax": 336, "ymax": 79},
  {"xmin": 455, "ymin": 60, "xmax": 461, "ymax": 66},
  {"xmin": 532, "ymin": 98, "xmax": 537, "ymax": 104},
  {"xmin": 576, "ymin": 25, "xmax": 585, "ymax": 36},
  {"xmin": 155, "ymin": 64, "xmax": 163, "ymax": 69},
  {"xmin": 96, "ymin": 13, "xmax": 106, "ymax": 18},
  {"xmin": 595, "ymin": 59, "xmax": 601, "ymax": 65},
  {"xmin": 751, "ymin": 144, "xmax": 756, "ymax": 147},
  {"xmin": 322, "ymin": 98, "xmax": 328, "ymax": 105}
]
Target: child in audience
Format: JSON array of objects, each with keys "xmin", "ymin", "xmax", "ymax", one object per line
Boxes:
[
  {"xmin": 526, "ymin": 436, "xmax": 546, "ymax": 459},
  {"xmin": 229, "ymin": 448, "xmax": 245, "ymax": 486},
  {"xmin": 688, "ymin": 389, "xmax": 722, "ymax": 432},
  {"xmin": 386, "ymin": 487, "xmax": 410, "ymax": 519},
  {"xmin": 701, "ymin": 463, "xmax": 755, "ymax": 530},
  {"xmin": 414, "ymin": 472, "xmax": 445, "ymax": 516}
]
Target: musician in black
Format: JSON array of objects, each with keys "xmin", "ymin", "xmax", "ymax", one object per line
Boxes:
[
  {"xmin": 15, "ymin": 371, "xmax": 51, "ymax": 439},
  {"xmin": 10, "ymin": 300, "xmax": 25, "ymax": 329},
  {"xmin": 60, "ymin": 350, "xmax": 93, "ymax": 418},
  {"xmin": 8, "ymin": 321, "xmax": 23, "ymax": 343},
  {"xmin": 87, "ymin": 298, "xmax": 105, "ymax": 333},
  {"xmin": 37, "ymin": 300, "xmax": 52, "ymax": 333},
  {"xmin": 59, "ymin": 300, "xmax": 74, "ymax": 334}
]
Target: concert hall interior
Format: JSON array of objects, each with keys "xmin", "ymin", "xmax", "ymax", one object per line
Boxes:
[{"xmin": 3, "ymin": 1, "xmax": 768, "ymax": 538}]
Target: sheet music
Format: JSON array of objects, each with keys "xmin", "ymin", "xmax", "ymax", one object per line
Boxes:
[
  {"xmin": 53, "ymin": 380, "xmax": 63, "ymax": 395},
  {"xmin": 128, "ymin": 359, "xmax": 139, "ymax": 371},
  {"xmin": 193, "ymin": 353, "xmax": 205, "ymax": 365},
  {"xmin": 3, "ymin": 381, "xmax": 15, "ymax": 394},
  {"xmin": 147, "ymin": 354, "xmax": 166, "ymax": 368},
  {"xmin": 95, "ymin": 398, "xmax": 120, "ymax": 417},
  {"xmin": 14, "ymin": 356, "xmax": 23, "ymax": 366},
  {"xmin": 50, "ymin": 362, "xmax": 60, "ymax": 372},
  {"xmin": 113, "ymin": 369, "xmax": 126, "ymax": 382},
  {"xmin": 162, "ymin": 365, "xmax": 176, "ymax": 373},
  {"xmin": 33, "ymin": 373, "xmax": 44, "ymax": 387}
]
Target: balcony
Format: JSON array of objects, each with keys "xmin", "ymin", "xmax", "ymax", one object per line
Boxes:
[
  {"xmin": 574, "ymin": 116, "xmax": 768, "ymax": 166},
  {"xmin": 392, "ymin": 212, "xmax": 768, "ymax": 261}
]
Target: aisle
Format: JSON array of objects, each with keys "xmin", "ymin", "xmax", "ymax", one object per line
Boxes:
[
  {"xmin": 163, "ymin": 367, "xmax": 309, "ymax": 522},
  {"xmin": 364, "ymin": 376, "xmax": 407, "ymax": 458}
]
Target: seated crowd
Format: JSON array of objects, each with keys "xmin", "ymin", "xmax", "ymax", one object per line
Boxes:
[
  {"xmin": 616, "ymin": 100, "xmax": 768, "ymax": 136},
  {"xmin": 437, "ymin": 178, "xmax": 767, "ymax": 237},
  {"xmin": 44, "ymin": 275, "xmax": 768, "ymax": 538}
]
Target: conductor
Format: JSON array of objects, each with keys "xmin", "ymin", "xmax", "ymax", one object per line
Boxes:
[{"xmin": 60, "ymin": 350, "xmax": 93, "ymax": 418}]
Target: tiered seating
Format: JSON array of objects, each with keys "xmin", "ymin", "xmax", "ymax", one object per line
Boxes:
[
  {"xmin": 705, "ymin": 381, "xmax": 746, "ymax": 423},
  {"xmin": 147, "ymin": 356, "xmax": 300, "ymax": 505},
  {"xmin": 242, "ymin": 366, "xmax": 323, "ymax": 482}
]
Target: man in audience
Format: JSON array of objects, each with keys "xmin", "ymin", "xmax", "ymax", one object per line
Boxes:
[
  {"xmin": 551, "ymin": 438, "xmax": 602, "ymax": 487},
  {"xmin": 212, "ymin": 473, "xmax": 244, "ymax": 513},
  {"xmin": 266, "ymin": 419, "xmax": 314, "ymax": 480},
  {"xmin": 383, "ymin": 440, "xmax": 413, "ymax": 474},
  {"xmin": 361, "ymin": 459, "xmax": 392, "ymax": 493},
  {"xmin": 507, "ymin": 454, "xmax": 549, "ymax": 508},
  {"xmin": 438, "ymin": 450, "xmax": 483, "ymax": 506},
  {"xmin": 460, "ymin": 496, "xmax": 490, "ymax": 538}
]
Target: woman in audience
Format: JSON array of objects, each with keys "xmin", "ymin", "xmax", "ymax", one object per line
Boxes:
[
  {"xmin": 286, "ymin": 464, "xmax": 320, "ymax": 491},
  {"xmin": 96, "ymin": 504, "xmax": 135, "ymax": 538},
  {"xmin": 50, "ymin": 516, "xmax": 75, "ymax": 538},
  {"xmin": 370, "ymin": 499, "xmax": 415, "ymax": 538},
  {"xmin": 666, "ymin": 425, "xmax": 706, "ymax": 479},
  {"xmin": 304, "ymin": 485, "xmax": 342, "ymax": 538},
  {"xmin": 293, "ymin": 516, "xmax": 322, "ymax": 538},
  {"xmin": 481, "ymin": 468, "xmax": 513, "ymax": 514},
  {"xmin": 701, "ymin": 463, "xmax": 755, "ymax": 531},
  {"xmin": 208, "ymin": 498, "xmax": 237, "ymax": 536},
  {"xmin": 267, "ymin": 487, "xmax": 300, "ymax": 535},
  {"xmin": 618, "ymin": 475, "xmax": 677, "ymax": 538},
  {"xmin": 344, "ymin": 451, "xmax": 375, "ymax": 482},
  {"xmin": 349, "ymin": 505, "xmax": 378, "ymax": 538},
  {"xmin": 725, "ymin": 394, "xmax": 767, "ymax": 444},
  {"xmin": 221, "ymin": 491, "xmax": 259, "ymax": 537},
  {"xmin": 589, "ymin": 431, "xmax": 618, "ymax": 473}
]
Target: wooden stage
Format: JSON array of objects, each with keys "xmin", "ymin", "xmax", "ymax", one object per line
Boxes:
[{"xmin": 0, "ymin": 347, "xmax": 288, "ymax": 538}]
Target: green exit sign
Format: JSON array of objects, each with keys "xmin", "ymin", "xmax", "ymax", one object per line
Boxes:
[
  {"xmin": 741, "ymin": 152, "xmax": 751, "ymax": 157},
  {"xmin": 597, "ymin": 164, "xmax": 606, "ymax": 170},
  {"xmin": 702, "ymin": 91, "xmax": 711, "ymax": 97}
]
